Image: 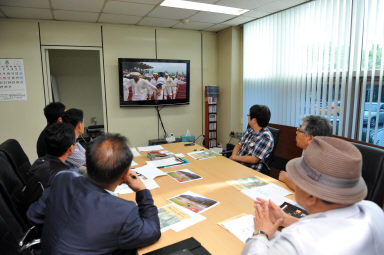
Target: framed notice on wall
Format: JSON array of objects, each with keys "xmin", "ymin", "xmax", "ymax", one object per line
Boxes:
[{"xmin": 0, "ymin": 59, "xmax": 27, "ymax": 101}]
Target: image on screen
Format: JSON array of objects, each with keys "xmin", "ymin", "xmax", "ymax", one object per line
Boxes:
[{"xmin": 118, "ymin": 58, "xmax": 190, "ymax": 106}]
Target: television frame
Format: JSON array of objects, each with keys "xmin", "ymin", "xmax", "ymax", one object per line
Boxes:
[{"xmin": 118, "ymin": 58, "xmax": 190, "ymax": 107}]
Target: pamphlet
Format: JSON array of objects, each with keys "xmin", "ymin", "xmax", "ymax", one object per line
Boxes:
[
  {"xmin": 167, "ymin": 169, "xmax": 202, "ymax": 183},
  {"xmin": 137, "ymin": 145, "xmax": 164, "ymax": 152},
  {"xmin": 187, "ymin": 150, "xmax": 219, "ymax": 160},
  {"xmin": 158, "ymin": 204, "xmax": 206, "ymax": 232},
  {"xmin": 169, "ymin": 191, "xmax": 219, "ymax": 214},
  {"xmin": 218, "ymin": 214, "xmax": 254, "ymax": 243},
  {"xmin": 227, "ymin": 176, "xmax": 267, "ymax": 190},
  {"xmin": 280, "ymin": 202, "xmax": 308, "ymax": 218}
]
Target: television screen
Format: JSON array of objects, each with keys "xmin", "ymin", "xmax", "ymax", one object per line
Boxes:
[{"xmin": 118, "ymin": 58, "xmax": 190, "ymax": 106}]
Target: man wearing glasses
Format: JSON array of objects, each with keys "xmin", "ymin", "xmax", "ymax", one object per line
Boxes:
[
  {"xmin": 279, "ymin": 115, "xmax": 332, "ymax": 189},
  {"xmin": 230, "ymin": 105, "xmax": 274, "ymax": 172}
]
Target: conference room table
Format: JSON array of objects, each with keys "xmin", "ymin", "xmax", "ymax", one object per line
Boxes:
[{"xmin": 119, "ymin": 142, "xmax": 295, "ymax": 255}]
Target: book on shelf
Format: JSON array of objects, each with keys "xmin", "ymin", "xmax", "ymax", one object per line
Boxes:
[{"xmin": 147, "ymin": 150, "xmax": 174, "ymax": 160}]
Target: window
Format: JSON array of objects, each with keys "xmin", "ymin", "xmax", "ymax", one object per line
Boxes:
[{"xmin": 244, "ymin": 0, "xmax": 384, "ymax": 146}]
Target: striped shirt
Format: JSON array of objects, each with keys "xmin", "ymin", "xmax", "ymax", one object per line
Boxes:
[
  {"xmin": 65, "ymin": 142, "xmax": 86, "ymax": 168},
  {"xmin": 237, "ymin": 127, "xmax": 274, "ymax": 171}
]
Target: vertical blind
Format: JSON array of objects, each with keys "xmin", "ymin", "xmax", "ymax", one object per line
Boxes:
[{"xmin": 243, "ymin": 0, "xmax": 384, "ymax": 146}]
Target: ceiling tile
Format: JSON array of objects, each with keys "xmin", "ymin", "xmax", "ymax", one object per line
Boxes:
[
  {"xmin": 148, "ymin": 6, "xmax": 197, "ymax": 20},
  {"xmin": 222, "ymin": 15, "xmax": 255, "ymax": 26},
  {"xmin": 185, "ymin": 0, "xmax": 218, "ymax": 3},
  {"xmin": 117, "ymin": 0, "xmax": 162, "ymax": 4},
  {"xmin": 138, "ymin": 17, "xmax": 178, "ymax": 28},
  {"xmin": 1, "ymin": 6, "xmax": 52, "ymax": 19},
  {"xmin": 0, "ymin": 0, "xmax": 50, "ymax": 9},
  {"xmin": 242, "ymin": 9, "xmax": 270, "ymax": 18},
  {"xmin": 257, "ymin": 0, "xmax": 293, "ymax": 13},
  {"xmin": 54, "ymin": 10, "xmax": 99, "ymax": 22},
  {"xmin": 99, "ymin": 13, "xmax": 141, "ymax": 24},
  {"xmin": 173, "ymin": 21, "xmax": 214, "ymax": 30},
  {"xmin": 51, "ymin": 0, "xmax": 105, "ymax": 12},
  {"xmin": 104, "ymin": 1, "xmax": 154, "ymax": 16},
  {"xmin": 189, "ymin": 12, "xmax": 234, "ymax": 23},
  {"xmin": 203, "ymin": 23, "xmax": 231, "ymax": 32},
  {"xmin": 216, "ymin": 0, "xmax": 275, "ymax": 10}
]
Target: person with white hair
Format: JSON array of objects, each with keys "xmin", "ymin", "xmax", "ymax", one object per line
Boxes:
[
  {"xmin": 126, "ymin": 72, "xmax": 157, "ymax": 101},
  {"xmin": 242, "ymin": 136, "xmax": 384, "ymax": 255}
]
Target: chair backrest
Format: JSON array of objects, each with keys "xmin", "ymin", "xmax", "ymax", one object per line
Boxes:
[
  {"xmin": 0, "ymin": 139, "xmax": 31, "ymax": 185},
  {"xmin": 264, "ymin": 126, "xmax": 281, "ymax": 166},
  {"xmin": 351, "ymin": 142, "xmax": 384, "ymax": 206},
  {"xmin": 0, "ymin": 152, "xmax": 30, "ymax": 228}
]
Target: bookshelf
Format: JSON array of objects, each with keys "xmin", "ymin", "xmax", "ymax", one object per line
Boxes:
[{"xmin": 204, "ymin": 86, "xmax": 219, "ymax": 148}]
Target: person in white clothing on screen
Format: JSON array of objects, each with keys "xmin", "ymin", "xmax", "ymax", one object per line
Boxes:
[
  {"xmin": 242, "ymin": 136, "xmax": 384, "ymax": 255},
  {"xmin": 171, "ymin": 76, "xmax": 178, "ymax": 99},
  {"xmin": 152, "ymin": 73, "xmax": 166, "ymax": 100},
  {"xmin": 164, "ymin": 73, "xmax": 173, "ymax": 100},
  {"xmin": 126, "ymin": 72, "xmax": 157, "ymax": 101}
]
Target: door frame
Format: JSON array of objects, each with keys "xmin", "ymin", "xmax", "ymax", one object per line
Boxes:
[{"xmin": 40, "ymin": 46, "xmax": 108, "ymax": 132}]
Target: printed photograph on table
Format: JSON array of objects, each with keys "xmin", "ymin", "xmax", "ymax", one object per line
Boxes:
[
  {"xmin": 227, "ymin": 176, "xmax": 267, "ymax": 191},
  {"xmin": 187, "ymin": 150, "xmax": 219, "ymax": 160},
  {"xmin": 280, "ymin": 202, "xmax": 308, "ymax": 218},
  {"xmin": 169, "ymin": 191, "xmax": 219, "ymax": 214},
  {"xmin": 158, "ymin": 204, "xmax": 191, "ymax": 231},
  {"xmin": 167, "ymin": 169, "xmax": 202, "ymax": 183}
]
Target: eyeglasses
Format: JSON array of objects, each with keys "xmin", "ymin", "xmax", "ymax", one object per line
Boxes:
[{"xmin": 296, "ymin": 127, "xmax": 305, "ymax": 134}]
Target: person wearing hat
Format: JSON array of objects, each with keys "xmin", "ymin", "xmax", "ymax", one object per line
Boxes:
[
  {"xmin": 242, "ymin": 136, "xmax": 384, "ymax": 255},
  {"xmin": 164, "ymin": 73, "xmax": 174, "ymax": 100},
  {"xmin": 126, "ymin": 72, "xmax": 157, "ymax": 101},
  {"xmin": 152, "ymin": 73, "xmax": 166, "ymax": 100}
]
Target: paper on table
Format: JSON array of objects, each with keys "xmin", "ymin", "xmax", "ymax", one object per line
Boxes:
[
  {"xmin": 134, "ymin": 164, "xmax": 167, "ymax": 179},
  {"xmin": 219, "ymin": 214, "xmax": 254, "ymax": 243},
  {"xmin": 241, "ymin": 184, "xmax": 293, "ymax": 206},
  {"xmin": 158, "ymin": 204, "xmax": 206, "ymax": 233},
  {"xmin": 167, "ymin": 169, "xmax": 202, "ymax": 183},
  {"xmin": 169, "ymin": 191, "xmax": 219, "ymax": 214},
  {"xmin": 114, "ymin": 178, "xmax": 160, "ymax": 194},
  {"xmin": 137, "ymin": 145, "xmax": 164, "ymax": 152},
  {"xmin": 130, "ymin": 148, "xmax": 141, "ymax": 157},
  {"xmin": 256, "ymin": 183, "xmax": 293, "ymax": 197},
  {"xmin": 146, "ymin": 157, "xmax": 185, "ymax": 168},
  {"xmin": 131, "ymin": 160, "xmax": 138, "ymax": 167}
]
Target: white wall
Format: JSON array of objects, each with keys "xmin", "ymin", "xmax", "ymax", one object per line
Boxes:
[
  {"xmin": 0, "ymin": 20, "xmax": 46, "ymax": 160},
  {"xmin": 49, "ymin": 49, "xmax": 104, "ymax": 127},
  {"xmin": 0, "ymin": 19, "xmax": 219, "ymax": 160}
]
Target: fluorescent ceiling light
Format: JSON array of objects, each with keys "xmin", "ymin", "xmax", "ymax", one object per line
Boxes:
[{"xmin": 161, "ymin": 0, "xmax": 249, "ymax": 16}]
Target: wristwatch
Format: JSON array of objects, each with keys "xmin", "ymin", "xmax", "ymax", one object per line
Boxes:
[{"xmin": 253, "ymin": 230, "xmax": 269, "ymax": 240}]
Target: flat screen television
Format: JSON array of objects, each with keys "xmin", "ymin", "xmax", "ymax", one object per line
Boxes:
[{"xmin": 118, "ymin": 58, "xmax": 190, "ymax": 106}]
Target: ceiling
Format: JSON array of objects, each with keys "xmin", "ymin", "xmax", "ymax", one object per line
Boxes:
[{"xmin": 0, "ymin": 0, "xmax": 309, "ymax": 32}]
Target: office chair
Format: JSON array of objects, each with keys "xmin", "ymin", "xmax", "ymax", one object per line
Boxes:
[
  {"xmin": 351, "ymin": 142, "xmax": 384, "ymax": 207},
  {"xmin": 0, "ymin": 185, "xmax": 41, "ymax": 255},
  {"xmin": 0, "ymin": 139, "xmax": 31, "ymax": 185}
]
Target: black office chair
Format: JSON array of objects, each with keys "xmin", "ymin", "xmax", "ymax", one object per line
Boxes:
[
  {"xmin": 0, "ymin": 139, "xmax": 31, "ymax": 185},
  {"xmin": 351, "ymin": 142, "xmax": 384, "ymax": 206},
  {"xmin": 0, "ymin": 185, "xmax": 41, "ymax": 255}
]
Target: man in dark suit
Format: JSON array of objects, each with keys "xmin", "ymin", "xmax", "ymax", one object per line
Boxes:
[{"xmin": 27, "ymin": 134, "xmax": 161, "ymax": 255}]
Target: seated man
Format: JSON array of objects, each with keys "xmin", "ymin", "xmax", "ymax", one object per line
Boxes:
[
  {"xmin": 230, "ymin": 105, "xmax": 274, "ymax": 172},
  {"xmin": 242, "ymin": 137, "xmax": 384, "ymax": 255},
  {"xmin": 279, "ymin": 115, "xmax": 332, "ymax": 189},
  {"xmin": 29, "ymin": 122, "xmax": 75, "ymax": 188},
  {"xmin": 36, "ymin": 102, "xmax": 66, "ymax": 157},
  {"xmin": 27, "ymin": 134, "xmax": 161, "ymax": 254},
  {"xmin": 62, "ymin": 108, "xmax": 86, "ymax": 168}
]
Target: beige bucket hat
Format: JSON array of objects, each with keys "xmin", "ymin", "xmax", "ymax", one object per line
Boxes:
[{"xmin": 286, "ymin": 136, "xmax": 367, "ymax": 204}]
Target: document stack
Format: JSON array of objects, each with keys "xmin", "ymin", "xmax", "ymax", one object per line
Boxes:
[{"xmin": 147, "ymin": 150, "xmax": 174, "ymax": 160}]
